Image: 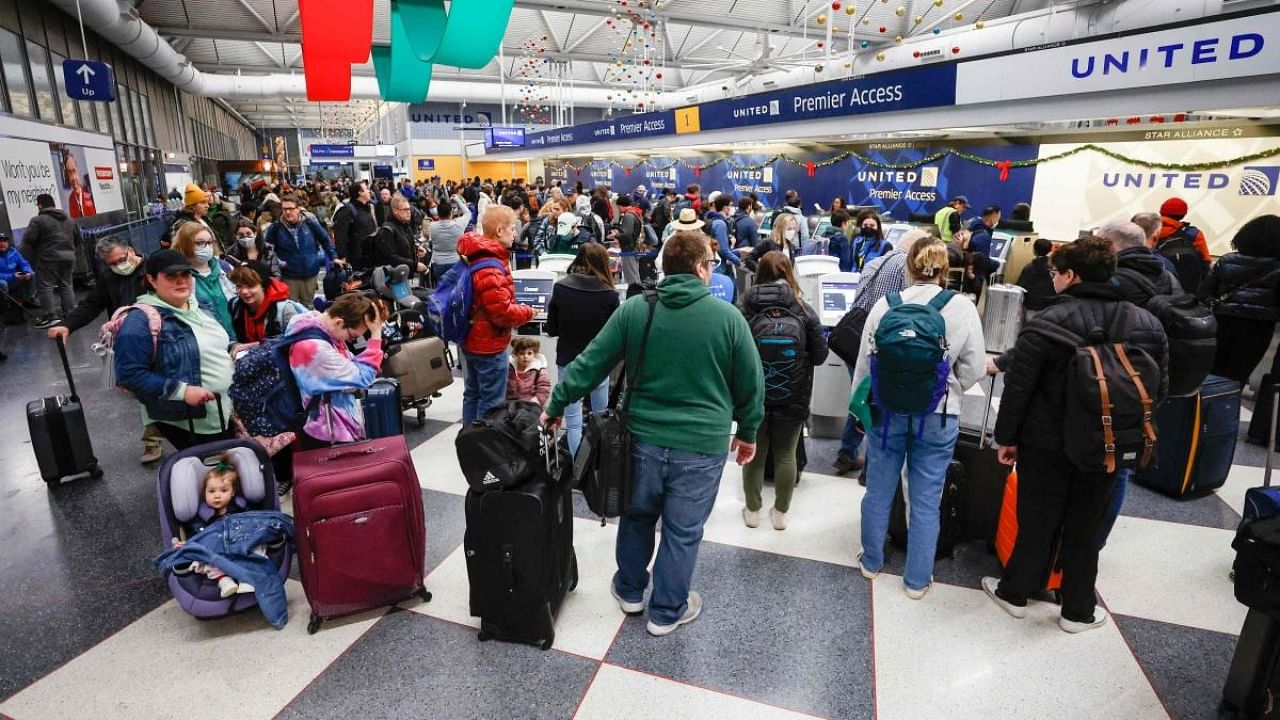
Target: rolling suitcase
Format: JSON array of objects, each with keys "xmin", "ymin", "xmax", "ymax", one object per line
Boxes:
[
  {"xmin": 1246, "ymin": 378, "xmax": 1280, "ymax": 523},
  {"xmin": 383, "ymin": 336, "xmax": 453, "ymax": 400},
  {"xmin": 465, "ymin": 445, "xmax": 577, "ymax": 650},
  {"xmin": 1223, "ymin": 609, "xmax": 1280, "ymax": 719},
  {"xmin": 27, "ymin": 337, "xmax": 102, "ymax": 485},
  {"xmin": 360, "ymin": 377, "xmax": 404, "ymax": 439},
  {"xmin": 888, "ymin": 459, "xmax": 966, "ymax": 559},
  {"xmin": 981, "ymin": 284, "xmax": 1026, "ymax": 353},
  {"xmin": 1135, "ymin": 375, "xmax": 1240, "ymax": 498},
  {"xmin": 1248, "ymin": 374, "xmax": 1278, "ymax": 449},
  {"xmin": 953, "ymin": 377, "xmax": 1010, "ymax": 544},
  {"xmin": 293, "ymin": 434, "xmax": 430, "ymax": 633}
]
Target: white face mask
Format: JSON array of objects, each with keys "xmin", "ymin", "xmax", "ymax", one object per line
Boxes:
[
  {"xmin": 110, "ymin": 259, "xmax": 138, "ymax": 276},
  {"xmin": 194, "ymin": 246, "xmax": 215, "ymax": 264},
  {"xmin": 784, "ymin": 229, "xmax": 797, "ymax": 241},
  {"xmin": 237, "ymin": 236, "xmax": 256, "ymax": 248}
]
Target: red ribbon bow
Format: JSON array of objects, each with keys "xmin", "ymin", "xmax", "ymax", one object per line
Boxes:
[
  {"xmin": 806, "ymin": 161, "xmax": 816, "ymax": 178},
  {"xmin": 995, "ymin": 160, "xmax": 1012, "ymax": 183},
  {"xmin": 693, "ymin": 166, "xmax": 702, "ymax": 178},
  {"xmin": 623, "ymin": 167, "xmax": 631, "ymax": 176}
]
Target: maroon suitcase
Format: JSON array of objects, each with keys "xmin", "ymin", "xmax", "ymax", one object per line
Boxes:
[{"xmin": 293, "ymin": 435, "xmax": 431, "ymax": 633}]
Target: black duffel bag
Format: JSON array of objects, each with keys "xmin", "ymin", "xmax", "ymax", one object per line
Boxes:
[
  {"xmin": 1234, "ymin": 515, "xmax": 1280, "ymax": 613},
  {"xmin": 575, "ymin": 288, "xmax": 658, "ymax": 524},
  {"xmin": 828, "ymin": 255, "xmax": 895, "ymax": 365},
  {"xmin": 456, "ymin": 400, "xmax": 557, "ymax": 492}
]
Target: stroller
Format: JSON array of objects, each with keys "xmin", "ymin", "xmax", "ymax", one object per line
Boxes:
[{"xmin": 156, "ymin": 439, "xmax": 291, "ymax": 619}]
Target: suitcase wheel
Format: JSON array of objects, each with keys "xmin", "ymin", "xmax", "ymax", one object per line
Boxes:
[
  {"xmin": 418, "ymin": 587, "xmax": 432, "ymax": 603},
  {"xmin": 477, "ymin": 629, "xmax": 492, "ymax": 642},
  {"xmin": 540, "ymin": 638, "xmax": 553, "ymax": 651},
  {"xmin": 89, "ymin": 464, "xmax": 103, "ymax": 480},
  {"xmin": 568, "ymin": 552, "xmax": 579, "ymax": 592},
  {"xmin": 416, "ymin": 408, "xmax": 426, "ymax": 428},
  {"xmin": 307, "ymin": 616, "xmax": 322, "ymax": 635}
]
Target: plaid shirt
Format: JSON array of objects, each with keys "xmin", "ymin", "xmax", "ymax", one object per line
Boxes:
[{"xmin": 852, "ymin": 249, "xmax": 909, "ymax": 311}]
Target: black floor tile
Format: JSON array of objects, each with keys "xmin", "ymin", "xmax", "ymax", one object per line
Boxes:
[{"xmin": 1113, "ymin": 613, "xmax": 1241, "ymax": 720}]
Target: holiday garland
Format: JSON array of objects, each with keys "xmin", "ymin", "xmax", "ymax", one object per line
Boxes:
[{"xmin": 547, "ymin": 144, "xmax": 1280, "ymax": 177}]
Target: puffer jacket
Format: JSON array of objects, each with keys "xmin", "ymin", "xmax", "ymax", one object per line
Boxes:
[
  {"xmin": 994, "ymin": 282, "xmax": 1169, "ymax": 452},
  {"xmin": 506, "ymin": 353, "xmax": 551, "ymax": 406},
  {"xmin": 457, "ymin": 232, "xmax": 535, "ymax": 355},
  {"xmin": 1200, "ymin": 252, "xmax": 1280, "ymax": 322},
  {"xmin": 265, "ymin": 215, "xmax": 334, "ymax": 279},
  {"xmin": 374, "ymin": 218, "xmax": 420, "ymax": 278},
  {"xmin": 739, "ymin": 280, "xmax": 829, "ymax": 419},
  {"xmin": 1113, "ymin": 247, "xmax": 1183, "ymax": 305},
  {"xmin": 23, "ymin": 208, "xmax": 81, "ymax": 265},
  {"xmin": 0, "ymin": 245, "xmax": 32, "ymax": 284}
]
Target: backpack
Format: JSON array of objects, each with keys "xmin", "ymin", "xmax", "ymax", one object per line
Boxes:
[
  {"xmin": 226, "ymin": 327, "xmax": 333, "ymax": 437},
  {"xmin": 1024, "ymin": 305, "xmax": 1160, "ymax": 473},
  {"xmin": 642, "ymin": 222, "xmax": 659, "ymax": 250},
  {"xmin": 749, "ymin": 298, "xmax": 809, "ymax": 409},
  {"xmin": 673, "ymin": 198, "xmax": 692, "ymax": 216},
  {"xmin": 427, "ymin": 257, "xmax": 507, "ymax": 345},
  {"xmin": 617, "ymin": 212, "xmax": 642, "ymax": 251},
  {"xmin": 870, "ymin": 291, "xmax": 955, "ymax": 436},
  {"xmin": 730, "ymin": 214, "xmax": 754, "ymax": 248},
  {"xmin": 454, "ymin": 400, "xmax": 563, "ymax": 492},
  {"xmin": 99, "ymin": 304, "xmax": 162, "ymax": 355},
  {"xmin": 1156, "ymin": 225, "xmax": 1207, "ymax": 293},
  {"xmin": 1116, "ymin": 268, "xmax": 1217, "ymax": 397}
]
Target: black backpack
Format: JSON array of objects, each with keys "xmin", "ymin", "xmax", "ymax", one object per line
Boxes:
[
  {"xmin": 1024, "ymin": 305, "xmax": 1160, "ymax": 473},
  {"xmin": 617, "ymin": 212, "xmax": 642, "ymax": 251},
  {"xmin": 748, "ymin": 290, "xmax": 810, "ymax": 409},
  {"xmin": 455, "ymin": 400, "xmax": 561, "ymax": 492},
  {"xmin": 1116, "ymin": 268, "xmax": 1217, "ymax": 397},
  {"xmin": 1156, "ymin": 226, "xmax": 1207, "ymax": 294}
]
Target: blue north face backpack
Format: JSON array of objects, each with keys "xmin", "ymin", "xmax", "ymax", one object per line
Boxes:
[
  {"xmin": 870, "ymin": 290, "xmax": 955, "ymax": 442},
  {"xmin": 428, "ymin": 257, "xmax": 507, "ymax": 345},
  {"xmin": 227, "ymin": 326, "xmax": 332, "ymax": 437}
]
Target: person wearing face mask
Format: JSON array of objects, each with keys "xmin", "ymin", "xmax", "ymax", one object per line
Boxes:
[
  {"xmin": 48, "ymin": 235, "xmax": 161, "ymax": 462},
  {"xmin": 224, "ymin": 219, "xmax": 279, "ymax": 277},
  {"xmin": 749, "ymin": 212, "xmax": 800, "ymax": 269},
  {"xmin": 173, "ymin": 223, "xmax": 237, "ymax": 336},
  {"xmin": 852, "ymin": 209, "xmax": 891, "ymax": 271},
  {"xmin": 285, "ymin": 292, "xmax": 389, "ymax": 447},
  {"xmin": 114, "ymin": 249, "xmax": 234, "ymax": 451}
]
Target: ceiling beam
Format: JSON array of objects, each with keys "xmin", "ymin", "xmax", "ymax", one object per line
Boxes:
[{"xmin": 517, "ymin": 0, "xmax": 826, "ymax": 42}]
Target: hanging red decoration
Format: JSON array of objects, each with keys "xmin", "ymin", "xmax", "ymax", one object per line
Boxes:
[
  {"xmin": 1125, "ymin": 117, "xmax": 1141, "ymax": 125},
  {"xmin": 995, "ymin": 160, "xmax": 1012, "ymax": 182},
  {"xmin": 298, "ymin": 0, "xmax": 373, "ymax": 101},
  {"xmin": 1150, "ymin": 115, "xmax": 1166, "ymax": 123},
  {"xmin": 693, "ymin": 166, "xmax": 702, "ymax": 178},
  {"xmin": 624, "ymin": 167, "xmax": 631, "ymax": 176},
  {"xmin": 806, "ymin": 161, "xmax": 816, "ymax": 178},
  {"xmin": 1173, "ymin": 113, "xmax": 1188, "ymax": 122}
]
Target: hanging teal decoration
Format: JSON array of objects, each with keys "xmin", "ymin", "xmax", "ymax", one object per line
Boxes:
[
  {"xmin": 430, "ymin": 0, "xmax": 516, "ymax": 69},
  {"xmin": 372, "ymin": 0, "xmax": 434, "ymax": 101},
  {"xmin": 396, "ymin": 0, "xmax": 447, "ymax": 62}
]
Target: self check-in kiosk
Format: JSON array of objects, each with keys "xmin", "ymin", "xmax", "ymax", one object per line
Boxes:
[
  {"xmin": 511, "ymin": 269, "xmax": 556, "ymax": 324},
  {"xmin": 793, "ymin": 255, "xmax": 841, "ymax": 310},
  {"xmin": 810, "ymin": 271, "xmax": 862, "ymax": 438}
]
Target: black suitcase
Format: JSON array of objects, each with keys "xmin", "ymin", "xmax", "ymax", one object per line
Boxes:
[
  {"xmin": 953, "ymin": 377, "xmax": 1010, "ymax": 544},
  {"xmin": 1135, "ymin": 375, "xmax": 1240, "ymax": 498},
  {"xmin": 464, "ymin": 456, "xmax": 577, "ymax": 650},
  {"xmin": 1249, "ymin": 373, "xmax": 1278, "ymax": 449},
  {"xmin": 27, "ymin": 337, "xmax": 102, "ymax": 484},
  {"xmin": 1223, "ymin": 608, "xmax": 1280, "ymax": 719},
  {"xmin": 888, "ymin": 459, "xmax": 966, "ymax": 558},
  {"xmin": 359, "ymin": 377, "xmax": 404, "ymax": 439}
]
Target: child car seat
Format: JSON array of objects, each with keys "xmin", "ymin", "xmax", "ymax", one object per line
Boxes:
[{"xmin": 155, "ymin": 439, "xmax": 292, "ymax": 619}]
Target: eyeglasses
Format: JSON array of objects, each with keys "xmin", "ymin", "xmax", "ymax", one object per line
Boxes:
[{"xmin": 194, "ymin": 240, "xmax": 215, "ymax": 248}]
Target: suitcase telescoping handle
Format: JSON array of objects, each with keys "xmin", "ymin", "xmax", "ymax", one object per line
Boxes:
[
  {"xmin": 184, "ymin": 392, "xmax": 225, "ymax": 434},
  {"xmin": 55, "ymin": 335, "xmax": 79, "ymax": 402},
  {"xmin": 1267, "ymin": 380, "xmax": 1279, "ymax": 489},
  {"xmin": 977, "ymin": 374, "xmax": 997, "ymax": 449}
]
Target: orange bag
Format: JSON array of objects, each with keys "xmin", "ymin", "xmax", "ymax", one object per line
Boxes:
[{"xmin": 994, "ymin": 470, "xmax": 1063, "ymax": 591}]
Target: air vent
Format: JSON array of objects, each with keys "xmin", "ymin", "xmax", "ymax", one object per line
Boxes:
[{"xmin": 916, "ymin": 48, "xmax": 945, "ymax": 61}]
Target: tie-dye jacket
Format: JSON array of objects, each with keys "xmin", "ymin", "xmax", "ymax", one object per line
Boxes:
[{"xmin": 284, "ymin": 311, "xmax": 384, "ymax": 443}]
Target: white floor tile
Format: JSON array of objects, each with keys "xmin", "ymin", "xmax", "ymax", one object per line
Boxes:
[
  {"xmin": 0, "ymin": 580, "xmax": 382, "ymax": 720},
  {"xmin": 701, "ymin": 461, "xmax": 862, "ymax": 568},
  {"xmin": 1218, "ymin": 463, "xmax": 1263, "ymax": 518},
  {"xmin": 574, "ymin": 664, "xmax": 825, "ymax": 720},
  {"xmin": 872, "ymin": 580, "xmax": 1168, "ymax": 720},
  {"xmin": 407, "ymin": 518, "xmax": 627, "ymax": 660},
  {"xmin": 410, "ymin": 423, "xmax": 469, "ymax": 496},
  {"xmin": 1096, "ymin": 515, "xmax": 1246, "ymax": 635}
]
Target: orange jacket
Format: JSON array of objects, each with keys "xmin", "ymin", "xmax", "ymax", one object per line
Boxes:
[
  {"xmin": 456, "ymin": 232, "xmax": 535, "ymax": 355},
  {"xmin": 1157, "ymin": 216, "xmax": 1212, "ymax": 262}
]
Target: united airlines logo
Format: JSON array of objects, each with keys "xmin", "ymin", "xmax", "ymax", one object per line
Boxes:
[{"xmin": 1240, "ymin": 166, "xmax": 1280, "ymax": 196}]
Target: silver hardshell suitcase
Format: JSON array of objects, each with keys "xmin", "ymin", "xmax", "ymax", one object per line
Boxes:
[{"xmin": 982, "ymin": 284, "xmax": 1025, "ymax": 353}]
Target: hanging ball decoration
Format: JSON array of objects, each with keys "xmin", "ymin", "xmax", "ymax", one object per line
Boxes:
[
  {"xmin": 831, "ymin": 1, "xmax": 841, "ymax": 9},
  {"xmin": 875, "ymin": 52, "xmax": 885, "ymax": 61},
  {"xmin": 846, "ymin": 5, "xmax": 856, "ymax": 14},
  {"xmin": 655, "ymin": 72, "xmax": 663, "ymax": 79},
  {"xmin": 860, "ymin": 40, "xmax": 870, "ymax": 48},
  {"xmin": 879, "ymin": 25, "xmax": 887, "ymax": 32},
  {"xmin": 953, "ymin": 12, "xmax": 964, "ymax": 20},
  {"xmin": 932, "ymin": 27, "xmax": 942, "ymax": 34},
  {"xmin": 975, "ymin": 20, "xmax": 985, "ymax": 29},
  {"xmin": 894, "ymin": 35, "xmax": 903, "ymax": 44},
  {"xmin": 914, "ymin": 15, "xmax": 923, "ymax": 24},
  {"xmin": 912, "ymin": 50, "xmax": 921, "ymax": 58},
  {"xmin": 817, "ymin": 13, "xmax": 827, "ymax": 24},
  {"xmin": 952, "ymin": 46, "xmax": 961, "ymax": 54},
  {"xmin": 934, "ymin": 0, "xmax": 943, "ymax": 5},
  {"xmin": 815, "ymin": 64, "xmax": 825, "ymax": 72},
  {"xmin": 817, "ymin": 40, "xmax": 825, "ymax": 48},
  {"xmin": 863, "ymin": 18, "xmax": 870, "ymax": 25},
  {"xmin": 844, "ymin": 61, "xmax": 852, "ymax": 67},
  {"xmin": 895, "ymin": 6, "xmax": 906, "ymax": 17}
]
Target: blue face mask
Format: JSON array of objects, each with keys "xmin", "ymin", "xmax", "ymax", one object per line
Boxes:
[{"xmin": 194, "ymin": 246, "xmax": 215, "ymax": 264}]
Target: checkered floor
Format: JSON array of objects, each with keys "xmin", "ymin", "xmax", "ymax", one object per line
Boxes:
[{"xmin": 0, "ymin": 326, "xmax": 1255, "ymax": 720}]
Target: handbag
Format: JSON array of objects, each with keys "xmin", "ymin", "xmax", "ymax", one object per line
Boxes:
[
  {"xmin": 575, "ymin": 288, "xmax": 659, "ymax": 524},
  {"xmin": 828, "ymin": 258, "xmax": 893, "ymax": 365}
]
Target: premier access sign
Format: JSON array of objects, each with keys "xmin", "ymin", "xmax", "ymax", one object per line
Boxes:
[{"xmin": 61, "ymin": 60, "xmax": 116, "ymax": 102}]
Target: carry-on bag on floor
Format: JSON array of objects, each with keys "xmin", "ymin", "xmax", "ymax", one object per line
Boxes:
[
  {"xmin": 360, "ymin": 377, "xmax": 404, "ymax": 440},
  {"xmin": 1223, "ymin": 608, "xmax": 1280, "ymax": 719},
  {"xmin": 1246, "ymin": 379, "xmax": 1280, "ymax": 523},
  {"xmin": 982, "ymin": 284, "xmax": 1026, "ymax": 354},
  {"xmin": 994, "ymin": 470, "xmax": 1064, "ymax": 593},
  {"xmin": 888, "ymin": 460, "xmax": 967, "ymax": 558},
  {"xmin": 1135, "ymin": 375, "xmax": 1240, "ymax": 498},
  {"xmin": 953, "ymin": 376, "xmax": 1010, "ymax": 544},
  {"xmin": 383, "ymin": 336, "xmax": 453, "ymax": 400},
  {"xmin": 293, "ymin": 434, "xmax": 430, "ymax": 633},
  {"xmin": 456, "ymin": 401, "xmax": 557, "ymax": 493},
  {"xmin": 27, "ymin": 336, "xmax": 102, "ymax": 485},
  {"xmin": 464, "ymin": 446, "xmax": 577, "ymax": 650}
]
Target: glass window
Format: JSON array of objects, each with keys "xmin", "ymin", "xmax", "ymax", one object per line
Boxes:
[
  {"xmin": 49, "ymin": 51, "xmax": 79, "ymax": 127},
  {"xmin": 113, "ymin": 86, "xmax": 127, "ymax": 143},
  {"xmin": 118, "ymin": 83, "xmax": 134, "ymax": 144},
  {"xmin": 26, "ymin": 41, "xmax": 58, "ymax": 123},
  {"xmin": 79, "ymin": 100, "xmax": 99, "ymax": 133},
  {"xmin": 0, "ymin": 28, "xmax": 31, "ymax": 117},
  {"xmin": 131, "ymin": 91, "xmax": 148, "ymax": 146},
  {"xmin": 140, "ymin": 95, "xmax": 155, "ymax": 146}
]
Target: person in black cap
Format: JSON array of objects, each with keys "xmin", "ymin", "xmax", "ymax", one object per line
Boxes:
[{"xmin": 114, "ymin": 249, "xmax": 234, "ymax": 451}]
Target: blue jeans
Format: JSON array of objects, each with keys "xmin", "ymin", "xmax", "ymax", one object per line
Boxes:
[
  {"xmin": 859, "ymin": 413, "xmax": 960, "ymax": 591},
  {"xmin": 560, "ymin": 365, "xmax": 608, "ymax": 458},
  {"xmin": 462, "ymin": 350, "xmax": 509, "ymax": 424},
  {"xmin": 1097, "ymin": 468, "xmax": 1129, "ymax": 549},
  {"xmin": 841, "ymin": 365, "xmax": 863, "ymax": 458},
  {"xmin": 613, "ymin": 440, "xmax": 726, "ymax": 625}
]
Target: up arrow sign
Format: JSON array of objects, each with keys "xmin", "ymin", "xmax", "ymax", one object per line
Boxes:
[{"xmin": 61, "ymin": 59, "xmax": 115, "ymax": 102}]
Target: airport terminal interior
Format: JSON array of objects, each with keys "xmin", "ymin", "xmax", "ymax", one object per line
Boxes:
[{"xmin": 2, "ymin": 0, "xmax": 1280, "ymax": 718}]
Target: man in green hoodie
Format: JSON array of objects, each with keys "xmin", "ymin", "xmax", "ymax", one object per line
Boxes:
[{"xmin": 542, "ymin": 231, "xmax": 765, "ymax": 637}]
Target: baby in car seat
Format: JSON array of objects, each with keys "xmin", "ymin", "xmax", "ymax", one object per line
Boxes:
[{"xmin": 171, "ymin": 453, "xmax": 267, "ymax": 598}]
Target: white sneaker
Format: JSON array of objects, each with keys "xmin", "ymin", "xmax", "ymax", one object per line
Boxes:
[
  {"xmin": 855, "ymin": 553, "xmax": 878, "ymax": 580},
  {"xmin": 743, "ymin": 508, "xmax": 760, "ymax": 528},
  {"xmin": 1059, "ymin": 606, "xmax": 1110, "ymax": 634},
  {"xmin": 982, "ymin": 576, "xmax": 1027, "ymax": 619},
  {"xmin": 646, "ymin": 592, "xmax": 702, "ymax": 637},
  {"xmin": 217, "ymin": 576, "xmax": 238, "ymax": 598},
  {"xmin": 610, "ymin": 583, "xmax": 645, "ymax": 615},
  {"xmin": 904, "ymin": 583, "xmax": 932, "ymax": 600},
  {"xmin": 235, "ymin": 582, "xmax": 256, "ymax": 595},
  {"xmin": 770, "ymin": 508, "xmax": 787, "ymax": 531}
]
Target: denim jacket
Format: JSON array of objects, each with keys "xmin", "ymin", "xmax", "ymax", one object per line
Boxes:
[
  {"xmin": 114, "ymin": 304, "xmax": 204, "ymax": 422},
  {"xmin": 154, "ymin": 510, "xmax": 294, "ymax": 629}
]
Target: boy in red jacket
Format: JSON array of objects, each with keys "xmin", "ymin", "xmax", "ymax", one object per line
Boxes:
[{"xmin": 457, "ymin": 205, "xmax": 536, "ymax": 423}]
